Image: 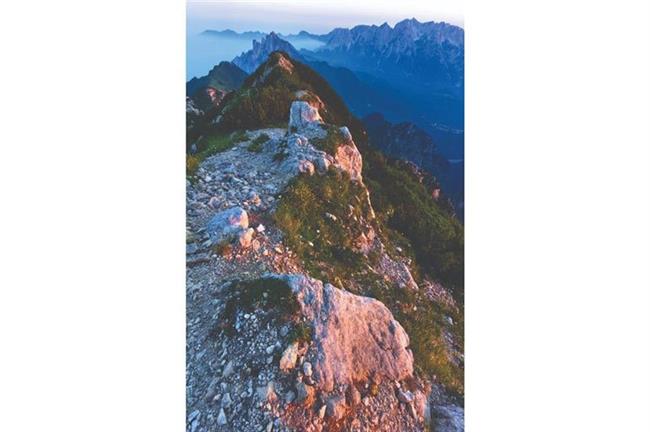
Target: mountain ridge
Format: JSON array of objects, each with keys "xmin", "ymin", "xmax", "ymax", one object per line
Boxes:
[{"xmin": 186, "ymin": 50, "xmax": 464, "ymax": 432}]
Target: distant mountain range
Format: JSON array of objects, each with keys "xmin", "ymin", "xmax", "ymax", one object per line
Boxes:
[
  {"xmin": 200, "ymin": 29, "xmax": 325, "ymax": 52},
  {"xmin": 305, "ymin": 19, "xmax": 463, "ymax": 97},
  {"xmin": 201, "ymin": 29, "xmax": 266, "ymax": 39},
  {"xmin": 227, "ymin": 20, "xmax": 464, "ymax": 99}
]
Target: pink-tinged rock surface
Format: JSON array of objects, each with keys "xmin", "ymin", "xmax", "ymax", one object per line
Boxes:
[
  {"xmin": 278, "ymin": 274, "xmax": 414, "ymax": 392},
  {"xmin": 334, "ymin": 127, "xmax": 363, "ymax": 182}
]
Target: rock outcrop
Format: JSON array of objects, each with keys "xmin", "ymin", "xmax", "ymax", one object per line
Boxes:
[
  {"xmin": 277, "ymin": 274, "xmax": 414, "ymax": 392},
  {"xmin": 334, "ymin": 126, "xmax": 363, "ymax": 182},
  {"xmin": 288, "ymin": 100, "xmax": 323, "ymax": 131},
  {"xmin": 205, "ymin": 206, "xmax": 249, "ymax": 245},
  {"xmin": 282, "ymin": 101, "xmax": 365, "ymax": 183}
]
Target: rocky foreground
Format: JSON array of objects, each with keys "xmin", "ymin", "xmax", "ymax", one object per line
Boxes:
[{"xmin": 187, "ymin": 93, "xmax": 463, "ymax": 431}]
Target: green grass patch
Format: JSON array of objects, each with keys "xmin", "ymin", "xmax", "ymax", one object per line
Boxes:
[
  {"xmin": 311, "ymin": 126, "xmax": 346, "ymax": 155},
  {"xmin": 199, "ymin": 133, "xmax": 235, "ymax": 157},
  {"xmin": 274, "ymin": 168, "xmax": 370, "ymax": 286},
  {"xmin": 247, "ymin": 133, "xmax": 270, "ymax": 153},
  {"xmin": 232, "ymin": 130, "xmax": 248, "ymax": 143},
  {"xmin": 221, "ymin": 278, "xmax": 300, "ymax": 334},
  {"xmin": 288, "ymin": 322, "xmax": 312, "ymax": 345},
  {"xmin": 364, "ymin": 151, "xmax": 464, "ymax": 303},
  {"xmin": 272, "ymin": 151, "xmax": 288, "ymax": 162},
  {"xmin": 368, "ymin": 278, "xmax": 464, "ymax": 397},
  {"xmin": 186, "ymin": 155, "xmax": 200, "ymax": 177}
]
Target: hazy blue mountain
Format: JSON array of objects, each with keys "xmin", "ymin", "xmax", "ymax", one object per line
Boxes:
[
  {"xmin": 201, "ymin": 29, "xmax": 324, "ymax": 48},
  {"xmin": 305, "ymin": 19, "xmax": 464, "ymax": 97},
  {"xmin": 187, "ymin": 30, "xmax": 323, "ymax": 79},
  {"xmin": 186, "ymin": 61, "xmax": 248, "ymax": 111},
  {"xmin": 232, "ymin": 32, "xmax": 305, "ymax": 73},
  {"xmin": 201, "ymin": 29, "xmax": 266, "ymax": 39}
]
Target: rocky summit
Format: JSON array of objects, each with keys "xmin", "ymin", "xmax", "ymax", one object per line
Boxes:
[{"xmin": 187, "ymin": 52, "xmax": 464, "ymax": 431}]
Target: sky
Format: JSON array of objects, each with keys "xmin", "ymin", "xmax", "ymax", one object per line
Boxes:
[{"xmin": 187, "ymin": 0, "xmax": 464, "ymax": 36}]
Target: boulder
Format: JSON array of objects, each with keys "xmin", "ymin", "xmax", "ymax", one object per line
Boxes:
[
  {"xmin": 222, "ymin": 360, "xmax": 235, "ymax": 377},
  {"xmin": 397, "ymin": 389, "xmax": 414, "ymax": 404},
  {"xmin": 334, "ymin": 138, "xmax": 363, "ymax": 182},
  {"xmin": 216, "ymin": 408, "xmax": 227, "ymax": 425},
  {"xmin": 206, "ymin": 207, "xmax": 249, "ymax": 245},
  {"xmin": 326, "ymin": 395, "xmax": 347, "ymax": 421},
  {"xmin": 295, "ymin": 382, "xmax": 316, "ymax": 406},
  {"xmin": 298, "ymin": 160, "xmax": 315, "ymax": 176},
  {"xmin": 353, "ymin": 228, "xmax": 376, "ymax": 254},
  {"xmin": 314, "ymin": 155, "xmax": 332, "ymax": 173},
  {"xmin": 302, "ymin": 361, "xmax": 313, "ymax": 377},
  {"xmin": 346, "ymin": 385, "xmax": 362, "ymax": 406},
  {"xmin": 414, "ymin": 390, "xmax": 428, "ymax": 421},
  {"xmin": 279, "ymin": 342, "xmax": 300, "ymax": 372},
  {"xmin": 287, "ymin": 134, "xmax": 309, "ymax": 150},
  {"xmin": 277, "ymin": 274, "xmax": 414, "ymax": 392},
  {"xmin": 289, "ymin": 101, "xmax": 323, "ymax": 131},
  {"xmin": 257, "ymin": 381, "xmax": 277, "ymax": 403},
  {"xmin": 238, "ymin": 228, "xmax": 255, "ymax": 248},
  {"xmin": 208, "ymin": 196, "xmax": 220, "ymax": 209}
]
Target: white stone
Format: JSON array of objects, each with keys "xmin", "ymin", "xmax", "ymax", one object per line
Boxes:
[
  {"xmin": 206, "ymin": 207, "xmax": 249, "ymax": 245},
  {"xmin": 216, "ymin": 408, "xmax": 227, "ymax": 425},
  {"xmin": 238, "ymin": 228, "xmax": 255, "ymax": 248},
  {"xmin": 279, "ymin": 342, "xmax": 300, "ymax": 372}
]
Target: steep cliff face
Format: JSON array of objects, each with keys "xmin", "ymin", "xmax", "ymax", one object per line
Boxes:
[{"xmin": 186, "ymin": 53, "xmax": 463, "ymax": 432}]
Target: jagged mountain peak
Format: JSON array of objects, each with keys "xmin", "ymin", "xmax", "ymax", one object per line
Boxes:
[
  {"xmin": 319, "ymin": 18, "xmax": 463, "ymax": 46},
  {"xmin": 234, "ymin": 33, "xmax": 302, "ymax": 73}
]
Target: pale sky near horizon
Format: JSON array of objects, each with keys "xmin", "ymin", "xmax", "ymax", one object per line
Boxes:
[{"xmin": 187, "ymin": 0, "xmax": 464, "ymax": 35}]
